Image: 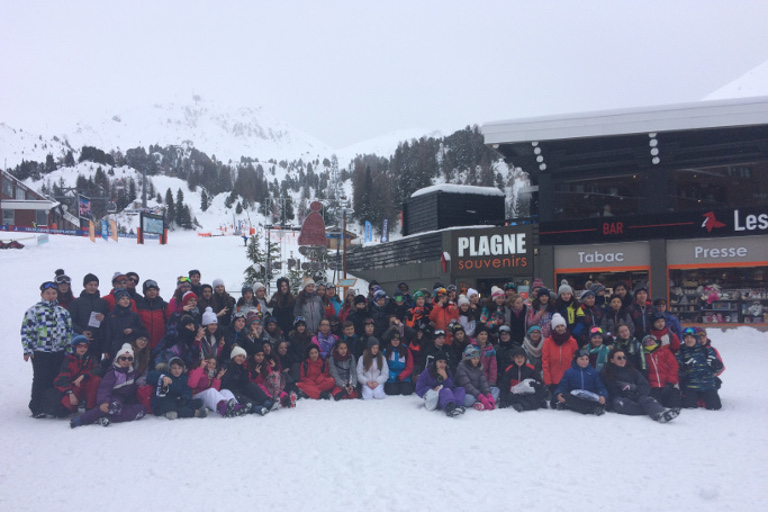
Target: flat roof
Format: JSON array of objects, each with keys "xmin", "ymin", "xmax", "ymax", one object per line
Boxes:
[{"xmin": 482, "ymin": 96, "xmax": 768, "ymax": 145}]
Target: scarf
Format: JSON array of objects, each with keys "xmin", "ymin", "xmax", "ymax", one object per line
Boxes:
[
  {"xmin": 551, "ymin": 330, "xmax": 572, "ymax": 346},
  {"xmin": 523, "ymin": 335, "xmax": 543, "ymax": 359}
]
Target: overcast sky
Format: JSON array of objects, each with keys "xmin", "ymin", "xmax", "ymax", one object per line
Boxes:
[{"xmin": 1, "ymin": 1, "xmax": 767, "ymax": 149}]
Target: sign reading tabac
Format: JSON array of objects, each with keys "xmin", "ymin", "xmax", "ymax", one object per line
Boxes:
[{"xmin": 451, "ymin": 225, "xmax": 533, "ymax": 277}]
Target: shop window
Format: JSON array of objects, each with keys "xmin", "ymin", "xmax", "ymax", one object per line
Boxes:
[
  {"xmin": 2, "ymin": 179, "xmax": 13, "ymax": 198},
  {"xmin": 552, "ymin": 174, "xmax": 645, "ymax": 221},
  {"xmin": 555, "ymin": 270, "xmax": 649, "ymax": 298},
  {"xmin": 667, "ymin": 161, "xmax": 768, "ymax": 213},
  {"xmin": 668, "ymin": 267, "xmax": 768, "ymax": 325},
  {"xmin": 2, "ymin": 209, "xmax": 14, "ymax": 225}
]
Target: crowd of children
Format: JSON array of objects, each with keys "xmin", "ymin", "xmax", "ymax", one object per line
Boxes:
[{"xmin": 21, "ymin": 270, "xmax": 725, "ymax": 426}]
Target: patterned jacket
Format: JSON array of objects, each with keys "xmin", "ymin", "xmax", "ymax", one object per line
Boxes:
[{"xmin": 21, "ymin": 300, "xmax": 72, "ymax": 355}]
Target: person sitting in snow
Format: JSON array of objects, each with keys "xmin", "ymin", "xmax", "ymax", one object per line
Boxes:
[
  {"xmin": 553, "ymin": 348, "xmax": 608, "ymax": 416},
  {"xmin": 415, "ymin": 350, "xmax": 466, "ymax": 417},
  {"xmin": 497, "ymin": 346, "xmax": 548, "ymax": 412}
]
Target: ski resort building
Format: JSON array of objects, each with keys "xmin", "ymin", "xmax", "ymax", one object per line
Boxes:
[
  {"xmin": 1, "ymin": 169, "xmax": 80, "ymax": 231},
  {"xmin": 347, "ymin": 96, "xmax": 768, "ymax": 327}
]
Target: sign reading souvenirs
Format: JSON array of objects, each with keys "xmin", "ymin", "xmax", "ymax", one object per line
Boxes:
[
  {"xmin": 451, "ymin": 225, "xmax": 533, "ymax": 277},
  {"xmin": 540, "ymin": 207, "xmax": 768, "ymax": 245}
]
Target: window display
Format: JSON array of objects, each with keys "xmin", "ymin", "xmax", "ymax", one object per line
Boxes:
[{"xmin": 668, "ymin": 267, "xmax": 768, "ymax": 324}]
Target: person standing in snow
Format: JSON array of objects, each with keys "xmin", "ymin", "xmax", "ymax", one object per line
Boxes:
[{"xmin": 22, "ymin": 281, "xmax": 73, "ymax": 418}]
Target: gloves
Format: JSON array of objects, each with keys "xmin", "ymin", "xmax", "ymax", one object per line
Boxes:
[
  {"xmin": 478, "ymin": 395, "xmax": 491, "ymax": 410},
  {"xmin": 485, "ymin": 393, "xmax": 496, "ymax": 410},
  {"xmin": 708, "ymin": 355, "xmax": 724, "ymax": 371}
]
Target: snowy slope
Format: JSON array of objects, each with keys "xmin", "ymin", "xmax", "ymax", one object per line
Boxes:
[
  {"xmin": 704, "ymin": 59, "xmax": 768, "ymax": 100},
  {"xmin": 0, "ymin": 233, "xmax": 766, "ymax": 512}
]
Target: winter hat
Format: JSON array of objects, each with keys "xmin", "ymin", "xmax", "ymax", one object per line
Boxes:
[
  {"xmin": 433, "ymin": 350, "xmax": 448, "ymax": 362},
  {"xmin": 532, "ymin": 278, "xmax": 545, "ymax": 290},
  {"xmin": 265, "ymin": 316, "xmax": 278, "ymax": 326},
  {"xmin": 125, "ymin": 271, "xmax": 139, "ymax": 283},
  {"xmin": 467, "ymin": 288, "xmax": 479, "ymax": 298},
  {"xmin": 302, "ymin": 277, "xmax": 315, "ymax": 290},
  {"xmin": 143, "ymin": 279, "xmax": 159, "ymax": 293},
  {"xmin": 354, "ymin": 294, "xmax": 367, "ymax": 305},
  {"xmin": 692, "ymin": 326, "xmax": 707, "ymax": 336},
  {"xmin": 642, "ymin": 335, "xmax": 660, "ymax": 347},
  {"xmin": 212, "ymin": 278, "xmax": 225, "ymax": 289},
  {"xmin": 551, "ymin": 313, "xmax": 567, "ymax": 330},
  {"xmin": 433, "ymin": 282, "xmax": 445, "ymax": 290},
  {"xmin": 182, "ymin": 291, "xmax": 198, "ymax": 305},
  {"xmin": 652, "ymin": 297, "xmax": 668, "ymax": 306},
  {"xmin": 367, "ymin": 336, "xmax": 380, "ymax": 349},
  {"xmin": 504, "ymin": 282, "xmax": 517, "ymax": 291},
  {"xmin": 116, "ymin": 343, "xmax": 134, "ymax": 359},
  {"xmin": 230, "ymin": 346, "xmax": 247, "ymax": 360},
  {"xmin": 373, "ymin": 290, "xmax": 387, "ymax": 301},
  {"xmin": 179, "ymin": 315, "xmax": 196, "ymax": 330},
  {"xmin": 202, "ymin": 307, "xmax": 218, "ymax": 326},
  {"xmin": 491, "ymin": 286, "xmax": 504, "ymax": 299},
  {"xmin": 252, "ymin": 282, "xmax": 266, "ymax": 292},
  {"xmin": 538, "ymin": 287, "xmax": 550, "ymax": 299},
  {"xmin": 575, "ymin": 348, "xmax": 590, "ymax": 359},
  {"xmin": 246, "ymin": 313, "xmax": 262, "ymax": 328},
  {"xmin": 434, "ymin": 329, "xmax": 446, "ymax": 339},
  {"xmin": 412, "ymin": 291, "xmax": 425, "ymax": 301},
  {"xmin": 363, "ymin": 317, "xmax": 375, "ymax": 326},
  {"xmin": 82, "ymin": 273, "xmax": 99, "ymax": 286},
  {"xmin": 475, "ymin": 325, "xmax": 490, "ymax": 337},
  {"xmin": 634, "ymin": 283, "xmax": 649, "ymax": 294},
  {"xmin": 111, "ymin": 272, "xmax": 126, "ymax": 284},
  {"xmin": 70, "ymin": 334, "xmax": 90, "ymax": 346},
  {"xmin": 189, "ymin": 269, "xmax": 201, "ymax": 278},
  {"xmin": 651, "ymin": 311, "xmax": 666, "ymax": 323},
  {"xmin": 462, "ymin": 345, "xmax": 480, "ymax": 360},
  {"xmin": 590, "ymin": 283, "xmax": 606, "ymax": 295},
  {"xmin": 294, "ymin": 317, "xmax": 307, "ymax": 328},
  {"xmin": 397, "ymin": 281, "xmax": 409, "ymax": 291},
  {"xmin": 451, "ymin": 323, "xmax": 465, "ymax": 335},
  {"xmin": 169, "ymin": 357, "xmax": 185, "ymax": 368},
  {"xmin": 498, "ymin": 325, "xmax": 511, "ymax": 334},
  {"xmin": 54, "ymin": 269, "xmax": 71, "ymax": 285},
  {"xmin": 241, "ymin": 284, "xmax": 253, "ymax": 294},
  {"xmin": 580, "ymin": 290, "xmax": 595, "ymax": 300},
  {"xmin": 509, "ymin": 346, "xmax": 527, "ymax": 359},
  {"xmin": 393, "ymin": 292, "xmax": 405, "ymax": 302},
  {"xmin": 526, "ymin": 325, "xmax": 542, "ymax": 336},
  {"xmin": 558, "ymin": 280, "xmax": 573, "ymax": 297},
  {"xmin": 457, "ymin": 295, "xmax": 470, "ymax": 307},
  {"xmin": 315, "ymin": 280, "xmax": 326, "ymax": 288},
  {"xmin": 114, "ymin": 288, "xmax": 130, "ymax": 302}
]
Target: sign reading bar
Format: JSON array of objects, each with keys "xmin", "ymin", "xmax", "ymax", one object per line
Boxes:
[
  {"xmin": 540, "ymin": 207, "xmax": 768, "ymax": 245},
  {"xmin": 451, "ymin": 225, "xmax": 533, "ymax": 277}
]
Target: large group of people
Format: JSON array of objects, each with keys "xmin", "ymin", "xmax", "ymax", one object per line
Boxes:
[{"xmin": 21, "ymin": 269, "xmax": 725, "ymax": 427}]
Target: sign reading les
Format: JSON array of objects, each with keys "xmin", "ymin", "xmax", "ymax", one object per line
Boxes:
[{"xmin": 451, "ymin": 225, "xmax": 533, "ymax": 277}]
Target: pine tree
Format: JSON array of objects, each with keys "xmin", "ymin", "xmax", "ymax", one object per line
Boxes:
[
  {"xmin": 200, "ymin": 189, "xmax": 209, "ymax": 211},
  {"xmin": 45, "ymin": 154, "xmax": 56, "ymax": 173},
  {"xmin": 64, "ymin": 150, "xmax": 75, "ymax": 167},
  {"xmin": 175, "ymin": 189, "xmax": 185, "ymax": 225},
  {"xmin": 165, "ymin": 188, "xmax": 175, "ymax": 226}
]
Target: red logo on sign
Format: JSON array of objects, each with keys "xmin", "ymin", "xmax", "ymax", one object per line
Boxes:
[{"xmin": 701, "ymin": 212, "xmax": 726, "ymax": 233}]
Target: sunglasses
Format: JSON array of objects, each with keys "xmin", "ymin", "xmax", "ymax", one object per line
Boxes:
[
  {"xmin": 118, "ymin": 356, "xmax": 134, "ymax": 362},
  {"xmin": 614, "ymin": 356, "xmax": 626, "ymax": 360},
  {"xmin": 128, "ymin": 278, "xmax": 139, "ymax": 284}
]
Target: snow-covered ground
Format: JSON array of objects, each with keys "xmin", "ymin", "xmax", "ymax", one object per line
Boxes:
[{"xmin": 1, "ymin": 232, "xmax": 766, "ymax": 512}]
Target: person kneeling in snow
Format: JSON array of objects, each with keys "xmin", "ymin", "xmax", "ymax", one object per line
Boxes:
[
  {"xmin": 455, "ymin": 345, "xmax": 498, "ymax": 411},
  {"xmin": 296, "ymin": 345, "xmax": 336, "ymax": 400},
  {"xmin": 554, "ymin": 349, "xmax": 608, "ymax": 416},
  {"xmin": 148, "ymin": 357, "xmax": 207, "ymax": 420},
  {"xmin": 70, "ymin": 343, "xmax": 146, "ymax": 428},
  {"xmin": 498, "ymin": 347, "xmax": 548, "ymax": 412},
  {"xmin": 43, "ymin": 335, "xmax": 101, "ymax": 418},
  {"xmin": 415, "ymin": 351, "xmax": 466, "ymax": 417},
  {"xmin": 677, "ymin": 328, "xmax": 722, "ymax": 410},
  {"xmin": 357, "ymin": 337, "xmax": 389, "ymax": 400},
  {"xmin": 601, "ymin": 348, "xmax": 679, "ymax": 423}
]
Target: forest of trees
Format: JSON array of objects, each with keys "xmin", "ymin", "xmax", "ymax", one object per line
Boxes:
[{"xmin": 6, "ymin": 125, "xmax": 518, "ymax": 233}]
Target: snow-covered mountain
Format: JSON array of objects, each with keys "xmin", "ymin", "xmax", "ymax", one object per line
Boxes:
[
  {"xmin": 704, "ymin": 59, "xmax": 768, "ymax": 100},
  {"xmin": 335, "ymin": 127, "xmax": 443, "ymax": 164},
  {"xmin": 1, "ymin": 98, "xmax": 333, "ymax": 167}
]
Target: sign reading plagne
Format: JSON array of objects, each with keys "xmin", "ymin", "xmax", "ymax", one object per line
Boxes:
[{"xmin": 451, "ymin": 225, "xmax": 532, "ymax": 276}]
